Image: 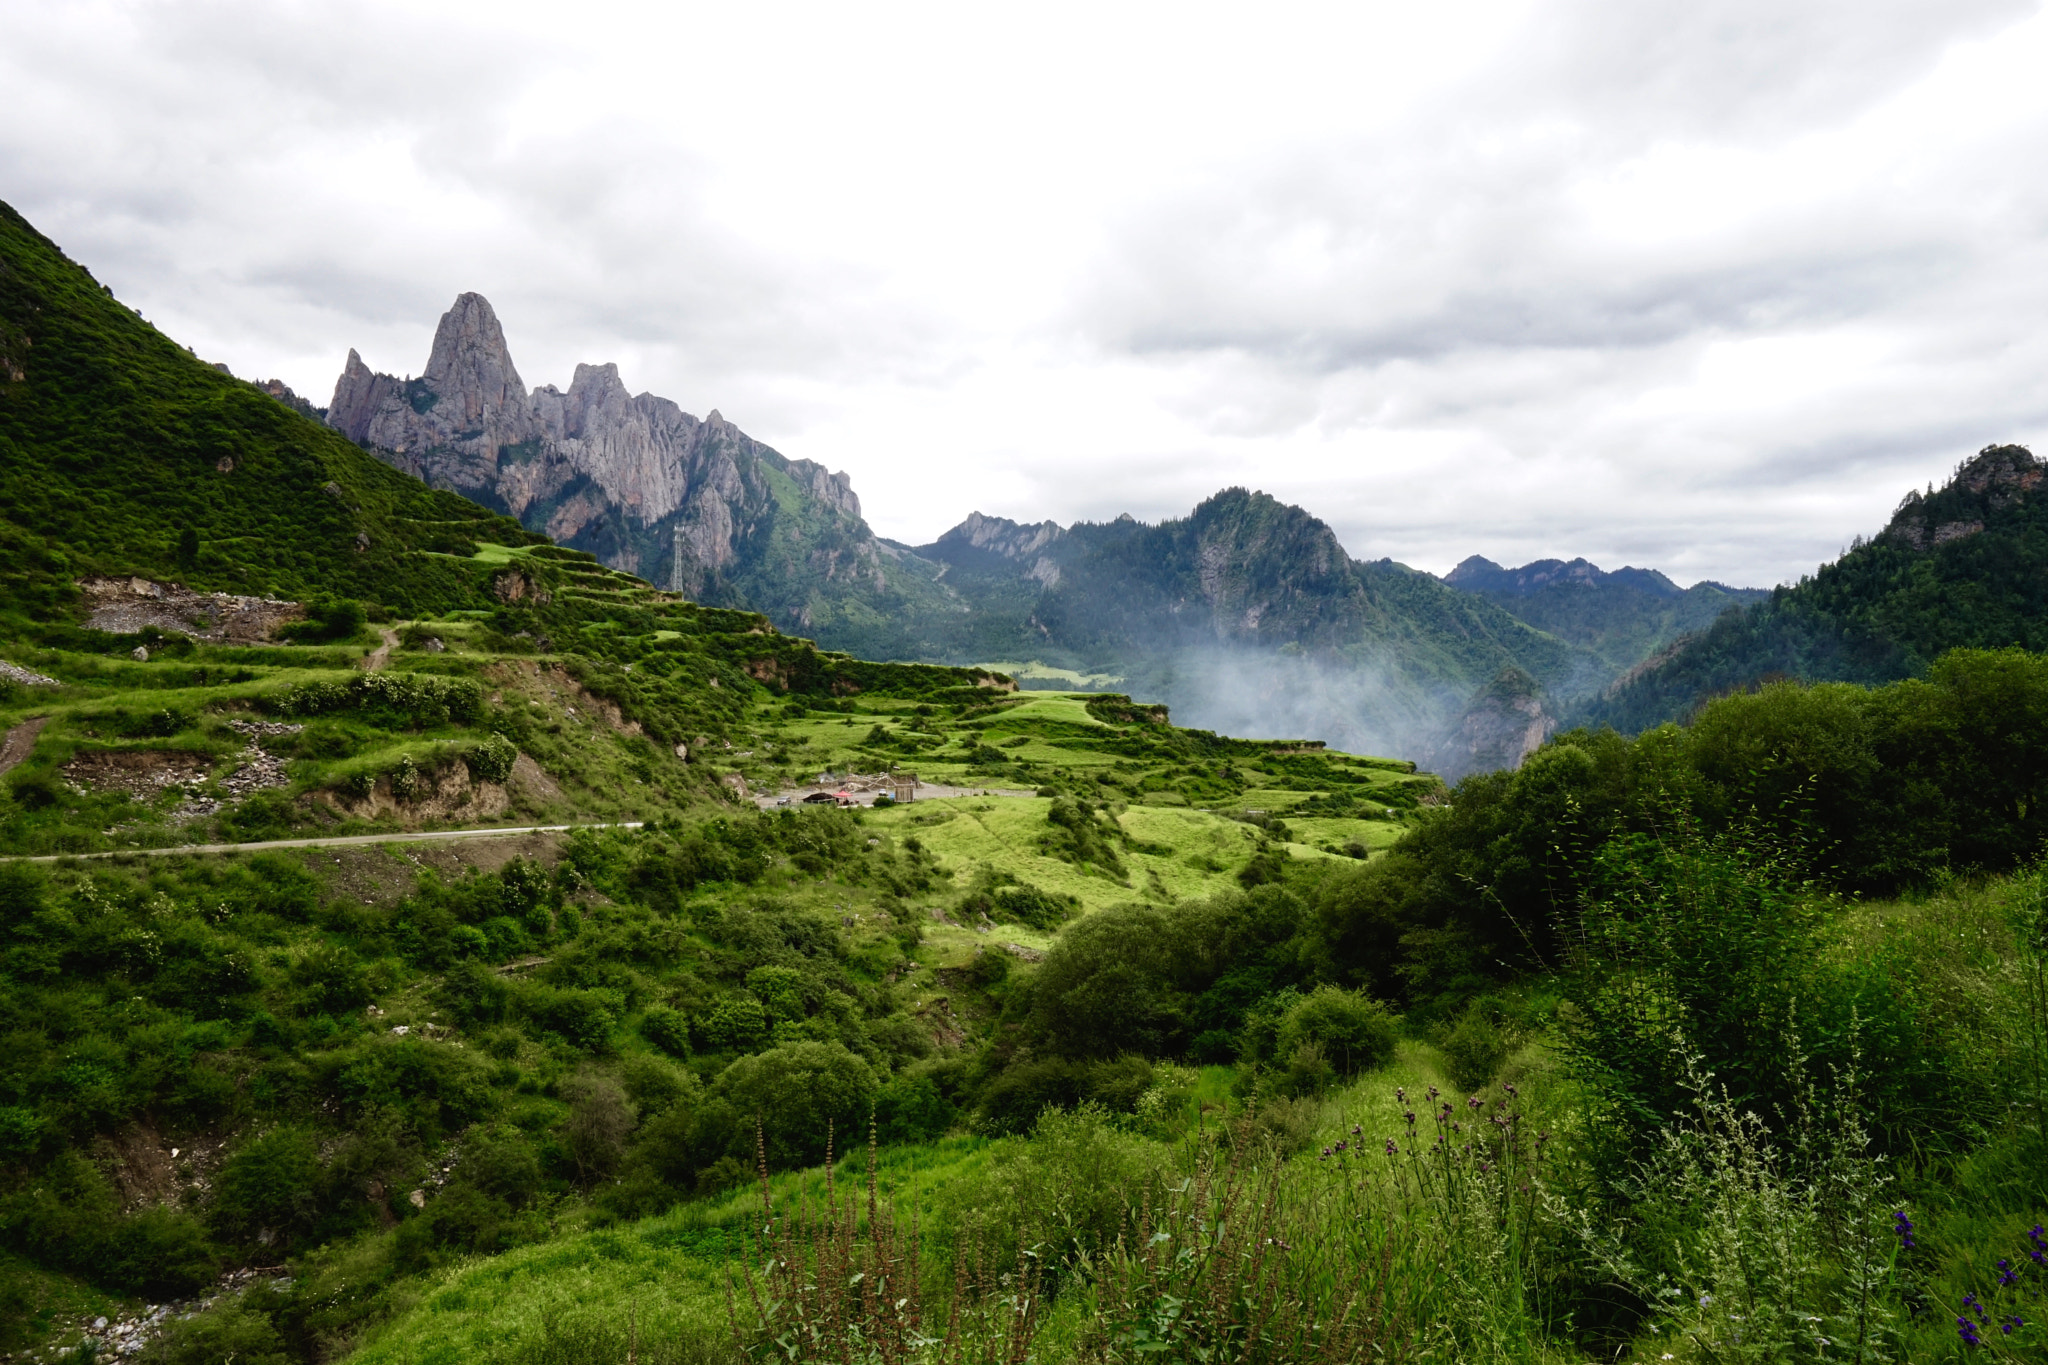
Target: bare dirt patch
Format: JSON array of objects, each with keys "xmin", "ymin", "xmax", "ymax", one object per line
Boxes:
[
  {"xmin": 79, "ymin": 576, "xmax": 304, "ymax": 642},
  {"xmin": 314, "ymin": 761, "xmax": 511, "ymax": 827},
  {"xmin": 62, "ymin": 748, "xmax": 213, "ymax": 798}
]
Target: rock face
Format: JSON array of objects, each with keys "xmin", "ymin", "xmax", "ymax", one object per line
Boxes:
[
  {"xmin": 1428, "ymin": 668, "xmax": 1557, "ymax": 781},
  {"xmin": 325, "ymin": 294, "xmax": 904, "ymax": 608},
  {"xmin": 1883, "ymin": 444, "xmax": 2044, "ymax": 551}
]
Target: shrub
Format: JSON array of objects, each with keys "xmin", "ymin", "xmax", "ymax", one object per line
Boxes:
[
  {"xmin": 517, "ymin": 984, "xmax": 621, "ymax": 1053},
  {"xmin": 560, "ymin": 1074, "xmax": 637, "ymax": 1185},
  {"xmin": 873, "ymin": 1073, "xmax": 954, "ymax": 1144},
  {"xmin": 990, "ymin": 882, "xmax": 1077, "ymax": 931},
  {"xmin": 696, "ymin": 993, "xmax": 768, "ymax": 1052},
  {"xmin": 388, "ymin": 754, "xmax": 421, "ymax": 802},
  {"xmin": 939, "ymin": 1105, "xmax": 1169, "ymax": 1287},
  {"xmin": 465, "ymin": 732, "xmax": 517, "ymax": 784},
  {"xmin": 212, "ymin": 1126, "xmax": 322, "ymax": 1247},
  {"xmin": 100, "ymin": 1205, "xmax": 215, "ymax": 1297},
  {"xmin": 1441, "ymin": 1004, "xmax": 1511, "ymax": 1093},
  {"xmin": 145, "ymin": 1298, "xmax": 290, "ymax": 1365},
  {"xmin": 7, "ymin": 769, "xmax": 61, "ymax": 811},
  {"xmin": 639, "ymin": 1005, "xmax": 692, "ymax": 1058},
  {"xmin": 459, "ymin": 1123, "xmax": 543, "ymax": 1207},
  {"xmin": 712, "ymin": 1042, "xmax": 877, "ymax": 1170},
  {"xmin": 1273, "ymin": 987, "xmax": 1397, "ymax": 1076}
]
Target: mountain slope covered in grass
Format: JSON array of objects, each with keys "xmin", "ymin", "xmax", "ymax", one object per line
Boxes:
[{"xmin": 0, "ymin": 203, "xmax": 560, "ymax": 628}]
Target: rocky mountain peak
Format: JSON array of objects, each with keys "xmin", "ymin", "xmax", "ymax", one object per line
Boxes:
[
  {"xmin": 1884, "ymin": 443, "xmax": 2043, "ymax": 551},
  {"xmin": 937, "ymin": 511, "xmax": 1067, "ymax": 560},
  {"xmin": 421, "ymin": 292, "xmax": 527, "ymax": 427},
  {"xmin": 324, "ymin": 295, "xmax": 902, "ymax": 610}
]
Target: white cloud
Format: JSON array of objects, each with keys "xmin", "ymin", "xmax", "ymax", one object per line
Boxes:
[{"xmin": 3, "ymin": 0, "xmax": 2045, "ymax": 587}]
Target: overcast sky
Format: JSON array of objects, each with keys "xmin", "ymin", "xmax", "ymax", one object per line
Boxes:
[{"xmin": 6, "ymin": 0, "xmax": 2047, "ymax": 587}]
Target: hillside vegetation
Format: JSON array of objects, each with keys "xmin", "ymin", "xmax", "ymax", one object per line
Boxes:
[
  {"xmin": 1589, "ymin": 443, "xmax": 2048, "ymax": 730},
  {"xmin": 0, "ymin": 200, "xmax": 2044, "ymax": 1365}
]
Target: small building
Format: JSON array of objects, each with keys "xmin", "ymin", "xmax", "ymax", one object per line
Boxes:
[{"xmin": 888, "ymin": 772, "xmax": 917, "ymax": 803}]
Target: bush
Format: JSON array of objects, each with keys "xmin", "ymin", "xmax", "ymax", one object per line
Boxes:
[
  {"xmin": 696, "ymin": 993, "xmax": 768, "ymax": 1052},
  {"xmin": 560, "ymin": 1074, "xmax": 637, "ymax": 1185},
  {"xmin": 639, "ymin": 1005, "xmax": 692, "ymax": 1058},
  {"xmin": 465, "ymin": 732, "xmax": 517, "ymax": 784},
  {"xmin": 282, "ymin": 595, "xmax": 367, "ymax": 644},
  {"xmin": 100, "ymin": 1205, "xmax": 215, "ymax": 1297},
  {"xmin": 712, "ymin": 1042, "xmax": 877, "ymax": 1170},
  {"xmin": 1440, "ymin": 1004, "xmax": 1511, "ymax": 1093},
  {"xmin": 212, "ymin": 1126, "xmax": 321, "ymax": 1247},
  {"xmin": 873, "ymin": 1073, "xmax": 954, "ymax": 1144},
  {"xmin": 517, "ymin": 984, "xmax": 621, "ymax": 1052},
  {"xmin": 1273, "ymin": 987, "xmax": 1397, "ymax": 1076},
  {"xmin": 938, "ymin": 1105, "xmax": 1169, "ymax": 1287},
  {"xmin": 144, "ymin": 1297, "xmax": 291, "ymax": 1365}
]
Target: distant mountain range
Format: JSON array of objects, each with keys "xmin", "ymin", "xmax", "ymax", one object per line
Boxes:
[
  {"xmin": 297, "ymin": 292, "xmax": 1779, "ymax": 773},
  {"xmin": 25, "ymin": 199, "xmax": 2048, "ymax": 783}
]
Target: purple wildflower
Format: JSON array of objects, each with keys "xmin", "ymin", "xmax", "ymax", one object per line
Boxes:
[
  {"xmin": 1999, "ymin": 1259, "xmax": 2017, "ymax": 1288},
  {"xmin": 1958, "ymin": 1316, "xmax": 1982, "ymax": 1348}
]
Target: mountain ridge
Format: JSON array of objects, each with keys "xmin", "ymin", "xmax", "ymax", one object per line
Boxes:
[
  {"xmin": 323, "ymin": 293, "xmax": 955, "ymax": 659},
  {"xmin": 1583, "ymin": 442, "xmax": 2048, "ymax": 731}
]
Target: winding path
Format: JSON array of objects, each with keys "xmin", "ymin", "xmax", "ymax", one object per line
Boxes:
[
  {"xmin": 0, "ymin": 716, "xmax": 48, "ymax": 779},
  {"xmin": 361, "ymin": 627, "xmax": 399, "ymax": 672},
  {"xmin": 0, "ymin": 821, "xmax": 646, "ymax": 864}
]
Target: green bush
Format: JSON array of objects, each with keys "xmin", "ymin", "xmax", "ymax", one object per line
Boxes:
[
  {"xmin": 639, "ymin": 1005, "xmax": 692, "ymax": 1058},
  {"xmin": 465, "ymin": 732, "xmax": 517, "ymax": 784},
  {"xmin": 873, "ymin": 1073, "xmax": 954, "ymax": 1144},
  {"xmin": 711, "ymin": 1041, "xmax": 877, "ymax": 1170},
  {"xmin": 211, "ymin": 1126, "xmax": 321, "ymax": 1247},
  {"xmin": 696, "ymin": 993, "xmax": 768, "ymax": 1052},
  {"xmin": 100, "ymin": 1205, "xmax": 215, "ymax": 1297},
  {"xmin": 517, "ymin": 984, "xmax": 621, "ymax": 1052},
  {"xmin": 144, "ymin": 1297, "xmax": 291, "ymax": 1365},
  {"xmin": 1273, "ymin": 986, "xmax": 1397, "ymax": 1076},
  {"xmin": 1440, "ymin": 1004, "xmax": 1511, "ymax": 1093}
]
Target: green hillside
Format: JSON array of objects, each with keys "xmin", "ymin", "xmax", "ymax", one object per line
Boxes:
[
  {"xmin": 1586, "ymin": 443, "xmax": 2048, "ymax": 730},
  {"xmin": 0, "ymin": 204, "xmax": 557, "ymax": 626},
  {"xmin": 0, "ymin": 202, "xmax": 2044, "ymax": 1365}
]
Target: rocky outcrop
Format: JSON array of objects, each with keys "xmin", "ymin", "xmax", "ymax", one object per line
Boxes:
[
  {"xmin": 1428, "ymin": 668, "xmax": 1556, "ymax": 780},
  {"xmin": 1884, "ymin": 444, "xmax": 2044, "ymax": 551},
  {"xmin": 325, "ymin": 294, "xmax": 894, "ymax": 601}
]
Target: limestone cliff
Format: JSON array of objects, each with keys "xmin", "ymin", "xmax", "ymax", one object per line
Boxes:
[
  {"xmin": 326, "ymin": 295, "xmax": 940, "ymax": 648},
  {"xmin": 1427, "ymin": 668, "xmax": 1556, "ymax": 781}
]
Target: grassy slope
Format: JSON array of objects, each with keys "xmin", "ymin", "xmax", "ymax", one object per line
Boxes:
[{"xmin": 0, "ymin": 202, "xmax": 549, "ymax": 622}]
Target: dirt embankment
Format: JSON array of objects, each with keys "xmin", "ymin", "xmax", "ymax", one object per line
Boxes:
[{"xmin": 79, "ymin": 576, "xmax": 304, "ymax": 642}]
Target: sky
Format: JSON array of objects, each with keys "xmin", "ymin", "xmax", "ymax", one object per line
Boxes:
[{"xmin": 6, "ymin": 0, "xmax": 2048, "ymax": 588}]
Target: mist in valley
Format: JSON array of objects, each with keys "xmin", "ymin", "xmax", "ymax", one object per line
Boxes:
[{"xmin": 1111, "ymin": 646, "xmax": 1472, "ymax": 771}]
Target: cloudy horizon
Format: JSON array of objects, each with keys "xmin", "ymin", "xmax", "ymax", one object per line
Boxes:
[{"xmin": 6, "ymin": 0, "xmax": 2047, "ymax": 589}]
